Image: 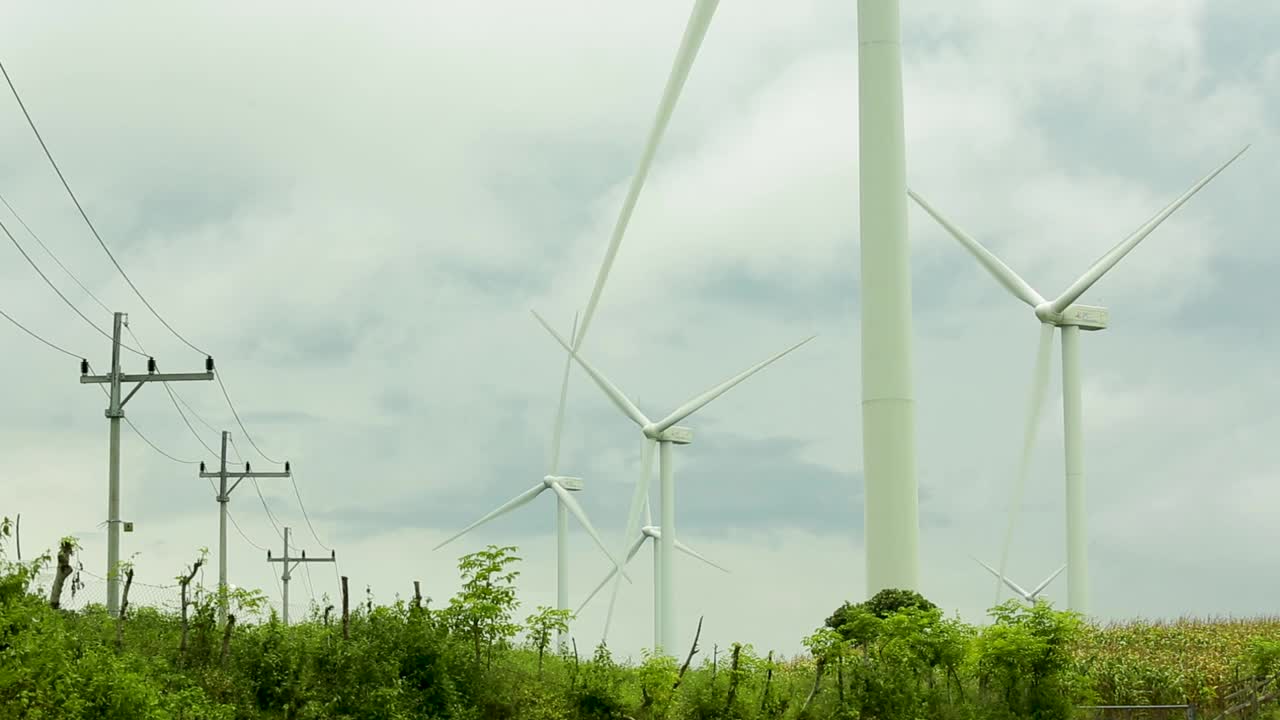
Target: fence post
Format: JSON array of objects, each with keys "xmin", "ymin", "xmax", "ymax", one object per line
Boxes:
[
  {"xmin": 1185, "ymin": 703, "xmax": 1196, "ymax": 720},
  {"xmin": 341, "ymin": 575, "xmax": 350, "ymax": 640}
]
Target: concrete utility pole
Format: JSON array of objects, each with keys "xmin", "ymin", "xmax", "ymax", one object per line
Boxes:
[
  {"xmin": 267, "ymin": 526, "xmax": 335, "ymax": 625},
  {"xmin": 199, "ymin": 430, "xmax": 291, "ymax": 625},
  {"xmin": 858, "ymin": 0, "xmax": 920, "ymax": 597},
  {"xmin": 81, "ymin": 311, "xmax": 214, "ymax": 617}
]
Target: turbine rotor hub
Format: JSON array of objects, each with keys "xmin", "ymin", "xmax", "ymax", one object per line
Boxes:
[{"xmin": 544, "ymin": 475, "xmax": 584, "ymax": 491}]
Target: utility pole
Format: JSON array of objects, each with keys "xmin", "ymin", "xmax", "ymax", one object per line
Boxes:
[
  {"xmin": 198, "ymin": 430, "xmax": 291, "ymax": 625},
  {"xmin": 81, "ymin": 311, "xmax": 214, "ymax": 617},
  {"xmin": 267, "ymin": 526, "xmax": 335, "ymax": 625}
]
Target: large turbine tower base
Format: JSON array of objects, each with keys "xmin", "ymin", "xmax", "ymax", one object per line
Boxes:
[{"xmin": 858, "ymin": 0, "xmax": 920, "ymax": 596}]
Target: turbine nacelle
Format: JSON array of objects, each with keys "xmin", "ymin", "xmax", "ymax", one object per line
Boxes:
[
  {"xmin": 641, "ymin": 525, "xmax": 661, "ymax": 539},
  {"xmin": 1034, "ymin": 303, "xmax": 1109, "ymax": 331},
  {"xmin": 544, "ymin": 475, "xmax": 584, "ymax": 492}
]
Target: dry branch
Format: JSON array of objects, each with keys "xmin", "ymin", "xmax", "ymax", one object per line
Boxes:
[{"xmin": 673, "ymin": 615, "xmax": 704, "ymax": 692}]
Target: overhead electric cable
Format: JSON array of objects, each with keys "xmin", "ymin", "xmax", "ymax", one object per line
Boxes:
[
  {"xmin": 0, "ymin": 59, "xmax": 208, "ymax": 356},
  {"xmin": 225, "ymin": 508, "xmax": 271, "ymax": 552},
  {"xmin": 0, "ymin": 305, "xmax": 83, "ymax": 359},
  {"xmin": 0, "ymin": 217, "xmax": 144, "ymax": 355},
  {"xmin": 0, "ymin": 191, "xmax": 112, "ymax": 314},
  {"xmin": 289, "ymin": 469, "xmax": 333, "ymax": 552},
  {"xmin": 217, "ymin": 373, "xmax": 282, "ymax": 464}
]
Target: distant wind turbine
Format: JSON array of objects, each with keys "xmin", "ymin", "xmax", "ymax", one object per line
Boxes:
[
  {"xmin": 576, "ymin": 493, "xmax": 728, "ymax": 649},
  {"xmin": 533, "ymin": 309, "xmax": 812, "ymax": 654},
  {"xmin": 432, "ymin": 313, "xmax": 629, "ymax": 648},
  {"xmin": 909, "ymin": 145, "xmax": 1249, "ymax": 613},
  {"xmin": 973, "ymin": 556, "xmax": 1064, "ymax": 604}
]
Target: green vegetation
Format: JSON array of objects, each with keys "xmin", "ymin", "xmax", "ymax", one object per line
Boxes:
[{"xmin": 2, "ymin": 520, "xmax": 1279, "ymax": 719}]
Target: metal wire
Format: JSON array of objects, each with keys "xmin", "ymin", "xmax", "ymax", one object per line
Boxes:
[{"xmin": 0, "ymin": 58, "xmax": 208, "ymax": 357}]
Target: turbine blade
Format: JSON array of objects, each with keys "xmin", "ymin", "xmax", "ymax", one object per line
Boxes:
[
  {"xmin": 973, "ymin": 556, "xmax": 1032, "ymax": 599},
  {"xmin": 532, "ymin": 310, "xmax": 650, "ymax": 429},
  {"xmin": 432, "ymin": 484, "xmax": 546, "ymax": 551},
  {"xmin": 551, "ymin": 483, "xmax": 632, "ymax": 583},
  {"xmin": 1002, "ymin": 575, "xmax": 1033, "ymax": 600},
  {"xmin": 576, "ymin": 534, "xmax": 647, "ymax": 614},
  {"xmin": 654, "ymin": 335, "xmax": 816, "ymax": 433},
  {"xmin": 908, "ymin": 189, "xmax": 1045, "ymax": 308},
  {"xmin": 603, "ymin": 437, "xmax": 656, "ymax": 640},
  {"xmin": 674, "ymin": 539, "xmax": 729, "ymax": 573},
  {"xmin": 994, "ymin": 323, "xmax": 1056, "ymax": 603},
  {"xmin": 548, "ymin": 312, "xmax": 580, "ymax": 476},
  {"xmin": 574, "ymin": 0, "xmax": 721, "ymax": 351},
  {"xmin": 973, "ymin": 556, "xmax": 1002, "ymax": 580},
  {"xmin": 1030, "ymin": 564, "xmax": 1067, "ymax": 596},
  {"xmin": 1049, "ymin": 145, "xmax": 1250, "ymax": 314},
  {"xmin": 643, "ymin": 493, "xmax": 652, "ymax": 527}
]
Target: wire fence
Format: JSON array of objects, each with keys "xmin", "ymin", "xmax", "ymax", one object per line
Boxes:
[{"xmin": 30, "ymin": 570, "xmax": 316, "ymax": 623}]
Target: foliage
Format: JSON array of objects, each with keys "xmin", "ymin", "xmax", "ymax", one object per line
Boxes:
[
  {"xmin": 4, "ymin": 521, "xmax": 1280, "ymax": 720},
  {"xmin": 525, "ymin": 605, "xmax": 573, "ymax": 677},
  {"xmin": 445, "ymin": 544, "xmax": 522, "ymax": 668}
]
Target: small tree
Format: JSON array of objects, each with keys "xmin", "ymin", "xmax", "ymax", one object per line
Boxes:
[
  {"xmin": 972, "ymin": 599, "xmax": 1085, "ymax": 719},
  {"xmin": 525, "ymin": 605, "xmax": 573, "ymax": 678},
  {"xmin": 446, "ymin": 544, "xmax": 522, "ymax": 667}
]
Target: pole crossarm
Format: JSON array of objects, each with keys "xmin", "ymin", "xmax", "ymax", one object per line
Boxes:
[
  {"xmin": 267, "ymin": 527, "xmax": 336, "ymax": 625},
  {"xmin": 267, "ymin": 552, "xmax": 337, "ymax": 565},
  {"xmin": 81, "ymin": 371, "xmax": 215, "ymax": 384}
]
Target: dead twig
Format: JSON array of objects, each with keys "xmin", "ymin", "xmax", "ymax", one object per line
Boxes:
[{"xmin": 672, "ymin": 616, "xmax": 704, "ymax": 692}]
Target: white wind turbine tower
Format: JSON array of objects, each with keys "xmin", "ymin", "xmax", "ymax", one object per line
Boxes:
[
  {"xmin": 909, "ymin": 146, "xmax": 1248, "ymax": 614},
  {"xmin": 533, "ymin": 310, "xmax": 813, "ymax": 655},
  {"xmin": 576, "ymin": 494, "xmax": 728, "ymax": 649},
  {"xmin": 972, "ymin": 556, "xmax": 1064, "ymax": 604},
  {"xmin": 432, "ymin": 314, "xmax": 630, "ymax": 648}
]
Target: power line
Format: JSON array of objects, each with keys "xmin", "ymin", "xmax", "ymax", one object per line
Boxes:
[
  {"xmin": 0, "ymin": 216, "xmax": 145, "ymax": 356},
  {"xmin": 124, "ymin": 416, "xmax": 203, "ymax": 465},
  {"xmin": 289, "ymin": 469, "xmax": 333, "ymax": 552},
  {"xmin": 122, "ymin": 326, "xmax": 220, "ymax": 460},
  {"xmin": 86, "ymin": 362, "xmax": 201, "ymax": 465},
  {"xmin": 159, "ymin": 379, "xmax": 219, "ymax": 460},
  {"xmin": 0, "ymin": 191, "xmax": 112, "ymax": 315},
  {"xmin": 0, "ymin": 305, "xmax": 83, "ymax": 360},
  {"xmin": 0, "ymin": 58, "xmax": 208, "ymax": 357},
  {"xmin": 125, "ymin": 325, "xmax": 224, "ymax": 439},
  {"xmin": 225, "ymin": 508, "xmax": 270, "ymax": 552},
  {"xmin": 251, "ymin": 476, "xmax": 285, "ymax": 541},
  {"xmin": 216, "ymin": 373, "xmax": 281, "ymax": 464},
  {"xmin": 302, "ymin": 561, "xmax": 316, "ymax": 605}
]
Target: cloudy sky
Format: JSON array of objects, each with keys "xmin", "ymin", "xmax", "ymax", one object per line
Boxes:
[{"xmin": 1, "ymin": 1, "xmax": 1277, "ymax": 658}]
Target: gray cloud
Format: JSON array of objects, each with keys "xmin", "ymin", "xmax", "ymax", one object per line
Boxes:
[{"xmin": 1, "ymin": 0, "xmax": 1278, "ymax": 658}]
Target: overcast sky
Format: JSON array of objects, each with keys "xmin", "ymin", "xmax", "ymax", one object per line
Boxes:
[{"xmin": 1, "ymin": 1, "xmax": 1277, "ymax": 658}]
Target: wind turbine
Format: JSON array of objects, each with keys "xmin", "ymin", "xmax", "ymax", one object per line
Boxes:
[
  {"xmin": 909, "ymin": 146, "xmax": 1249, "ymax": 614},
  {"xmin": 533, "ymin": 309, "xmax": 813, "ymax": 654},
  {"xmin": 972, "ymin": 557, "xmax": 1064, "ymax": 604},
  {"xmin": 576, "ymin": 495, "xmax": 728, "ymax": 650},
  {"xmin": 432, "ymin": 314, "xmax": 629, "ymax": 648}
]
